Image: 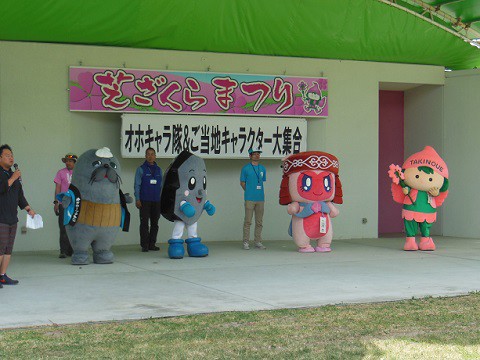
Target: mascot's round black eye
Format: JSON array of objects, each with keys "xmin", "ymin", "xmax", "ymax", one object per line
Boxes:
[
  {"xmin": 110, "ymin": 162, "xmax": 117, "ymax": 169},
  {"xmin": 188, "ymin": 176, "xmax": 196, "ymax": 190},
  {"xmin": 203, "ymin": 176, "xmax": 207, "ymax": 190},
  {"xmin": 92, "ymin": 160, "xmax": 102, "ymax": 167},
  {"xmin": 415, "ymin": 175, "xmax": 419, "ymax": 179},
  {"xmin": 429, "ymin": 178, "xmax": 433, "ymax": 182}
]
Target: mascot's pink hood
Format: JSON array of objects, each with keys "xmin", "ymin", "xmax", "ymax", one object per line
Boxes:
[{"xmin": 403, "ymin": 146, "xmax": 448, "ymax": 179}]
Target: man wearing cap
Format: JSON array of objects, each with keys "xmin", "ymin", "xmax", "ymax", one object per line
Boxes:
[
  {"xmin": 240, "ymin": 148, "xmax": 267, "ymax": 250},
  {"xmin": 54, "ymin": 152, "xmax": 77, "ymax": 258}
]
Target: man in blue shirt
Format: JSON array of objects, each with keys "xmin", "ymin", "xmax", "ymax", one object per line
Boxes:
[
  {"xmin": 134, "ymin": 148, "xmax": 163, "ymax": 252},
  {"xmin": 240, "ymin": 148, "xmax": 267, "ymax": 250}
]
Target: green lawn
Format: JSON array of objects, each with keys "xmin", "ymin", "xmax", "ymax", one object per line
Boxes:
[{"xmin": 1, "ymin": 293, "xmax": 480, "ymax": 359}]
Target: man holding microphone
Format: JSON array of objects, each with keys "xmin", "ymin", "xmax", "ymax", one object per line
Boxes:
[{"xmin": 0, "ymin": 144, "xmax": 35, "ymax": 287}]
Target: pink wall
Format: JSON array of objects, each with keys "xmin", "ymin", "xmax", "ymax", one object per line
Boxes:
[{"xmin": 378, "ymin": 91, "xmax": 404, "ymax": 234}]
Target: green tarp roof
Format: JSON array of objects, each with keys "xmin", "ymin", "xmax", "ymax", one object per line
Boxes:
[{"xmin": 1, "ymin": 0, "xmax": 480, "ymax": 70}]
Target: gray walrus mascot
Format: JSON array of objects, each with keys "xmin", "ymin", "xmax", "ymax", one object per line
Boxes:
[
  {"xmin": 57, "ymin": 147, "xmax": 131, "ymax": 265},
  {"xmin": 161, "ymin": 150, "xmax": 215, "ymax": 259}
]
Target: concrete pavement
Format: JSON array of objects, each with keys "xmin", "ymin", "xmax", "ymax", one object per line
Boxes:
[{"xmin": 1, "ymin": 236, "xmax": 480, "ymax": 329}]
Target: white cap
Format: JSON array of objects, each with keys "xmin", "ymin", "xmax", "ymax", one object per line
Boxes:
[{"xmin": 95, "ymin": 147, "xmax": 113, "ymax": 158}]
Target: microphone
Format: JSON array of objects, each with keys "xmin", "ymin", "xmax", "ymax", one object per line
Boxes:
[{"xmin": 13, "ymin": 163, "xmax": 22, "ymax": 183}]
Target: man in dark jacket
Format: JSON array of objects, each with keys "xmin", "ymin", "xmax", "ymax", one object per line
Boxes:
[
  {"xmin": 0, "ymin": 144, "xmax": 35, "ymax": 287},
  {"xmin": 134, "ymin": 147, "xmax": 163, "ymax": 252}
]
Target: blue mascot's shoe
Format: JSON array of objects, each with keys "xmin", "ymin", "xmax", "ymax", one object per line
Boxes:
[
  {"xmin": 168, "ymin": 239, "xmax": 185, "ymax": 259},
  {"xmin": 186, "ymin": 237, "xmax": 209, "ymax": 257}
]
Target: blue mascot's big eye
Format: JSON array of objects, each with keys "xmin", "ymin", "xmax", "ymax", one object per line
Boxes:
[
  {"xmin": 110, "ymin": 162, "xmax": 117, "ymax": 169},
  {"xmin": 203, "ymin": 176, "xmax": 207, "ymax": 190},
  {"xmin": 324, "ymin": 175, "xmax": 331, "ymax": 192},
  {"xmin": 302, "ymin": 175, "xmax": 312, "ymax": 191},
  {"xmin": 188, "ymin": 176, "xmax": 196, "ymax": 190},
  {"xmin": 92, "ymin": 160, "xmax": 102, "ymax": 167}
]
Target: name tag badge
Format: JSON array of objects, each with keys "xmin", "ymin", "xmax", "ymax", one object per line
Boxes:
[
  {"xmin": 427, "ymin": 194, "xmax": 433, "ymax": 205},
  {"xmin": 256, "ymin": 185, "xmax": 262, "ymax": 190},
  {"xmin": 320, "ymin": 216, "xmax": 327, "ymax": 234},
  {"xmin": 150, "ymin": 179, "xmax": 157, "ymax": 185}
]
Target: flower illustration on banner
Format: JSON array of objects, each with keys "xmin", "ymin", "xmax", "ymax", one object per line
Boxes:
[
  {"xmin": 317, "ymin": 78, "xmax": 328, "ymax": 91},
  {"xmin": 233, "ymin": 95, "xmax": 247, "ymax": 114},
  {"xmin": 294, "ymin": 94, "xmax": 307, "ymax": 114},
  {"xmin": 70, "ymin": 72, "xmax": 104, "ymax": 110},
  {"xmin": 298, "ymin": 81, "xmax": 308, "ymax": 92},
  {"xmin": 281, "ymin": 95, "xmax": 307, "ymax": 115}
]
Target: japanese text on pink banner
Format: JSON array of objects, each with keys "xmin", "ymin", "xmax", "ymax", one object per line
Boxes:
[{"xmin": 70, "ymin": 67, "xmax": 328, "ymax": 118}]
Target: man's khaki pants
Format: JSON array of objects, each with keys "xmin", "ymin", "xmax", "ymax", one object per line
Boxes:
[{"xmin": 243, "ymin": 201, "xmax": 264, "ymax": 244}]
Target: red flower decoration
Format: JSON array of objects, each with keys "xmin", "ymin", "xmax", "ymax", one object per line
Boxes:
[{"xmin": 70, "ymin": 72, "xmax": 104, "ymax": 110}]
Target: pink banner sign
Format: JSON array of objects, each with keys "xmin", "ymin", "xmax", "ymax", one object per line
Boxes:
[{"xmin": 69, "ymin": 67, "xmax": 328, "ymax": 118}]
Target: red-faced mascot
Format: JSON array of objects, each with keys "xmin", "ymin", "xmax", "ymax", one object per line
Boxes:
[{"xmin": 279, "ymin": 151, "xmax": 343, "ymax": 253}]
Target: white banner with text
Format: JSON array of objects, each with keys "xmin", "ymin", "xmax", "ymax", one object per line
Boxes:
[{"xmin": 121, "ymin": 114, "xmax": 307, "ymax": 159}]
